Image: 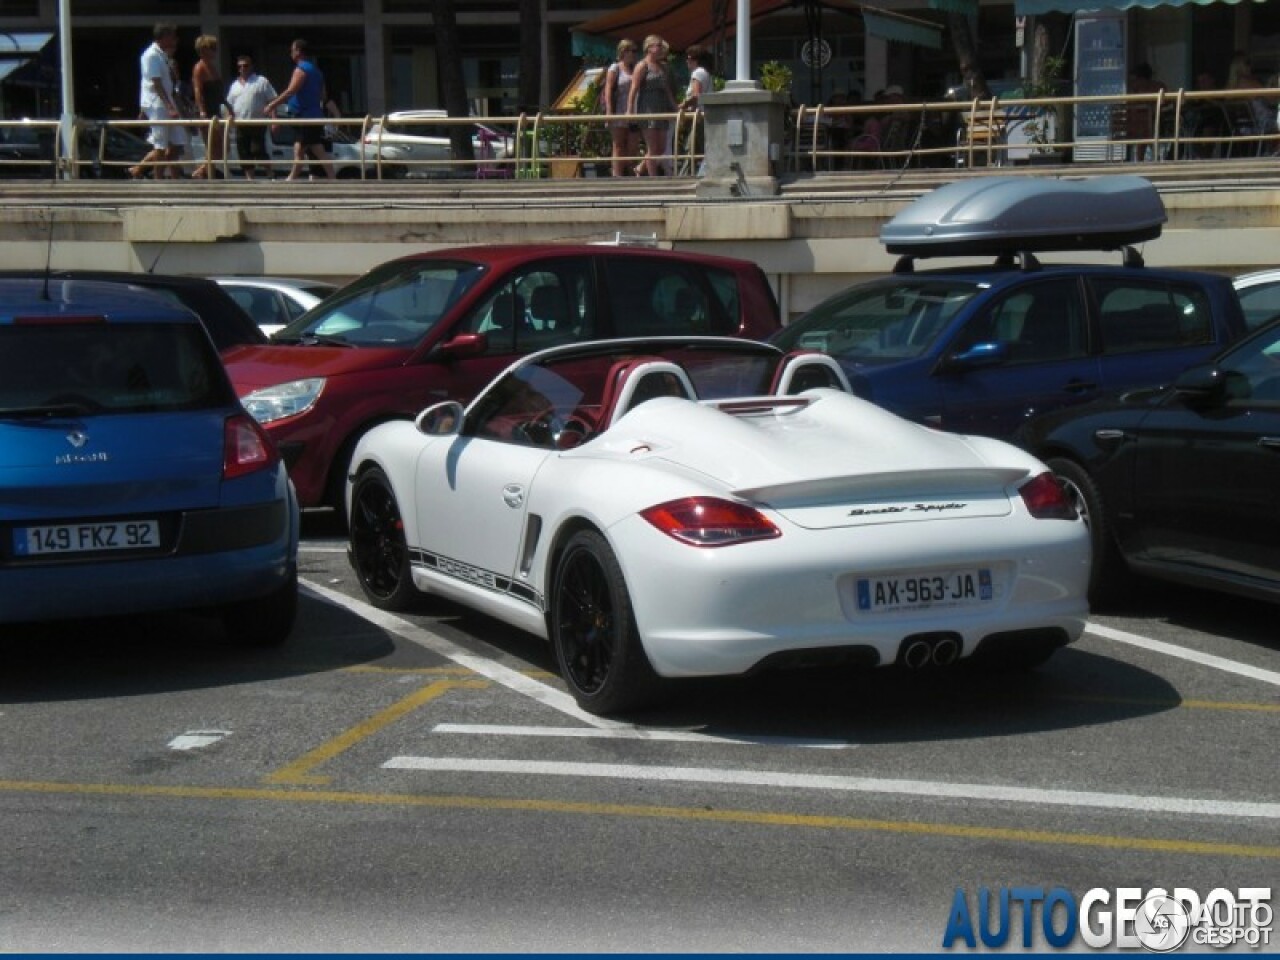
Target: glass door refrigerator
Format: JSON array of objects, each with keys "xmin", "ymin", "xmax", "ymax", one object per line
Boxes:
[{"xmin": 1073, "ymin": 11, "xmax": 1127, "ymax": 161}]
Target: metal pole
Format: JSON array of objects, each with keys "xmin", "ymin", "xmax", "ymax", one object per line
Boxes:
[
  {"xmin": 58, "ymin": 0, "xmax": 75, "ymax": 178},
  {"xmin": 725, "ymin": 0, "xmax": 759, "ymax": 90}
]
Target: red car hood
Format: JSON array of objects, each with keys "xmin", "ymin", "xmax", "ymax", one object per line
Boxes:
[{"xmin": 222, "ymin": 344, "xmax": 413, "ymax": 390}]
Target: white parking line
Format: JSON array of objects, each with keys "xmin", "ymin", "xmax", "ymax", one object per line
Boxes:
[
  {"xmin": 381, "ymin": 757, "xmax": 1280, "ymax": 821},
  {"xmin": 432, "ymin": 723, "xmax": 852, "ymax": 748},
  {"xmin": 302, "ymin": 579, "xmax": 625, "ymax": 729},
  {"xmin": 1086, "ymin": 622, "xmax": 1280, "ymax": 688}
]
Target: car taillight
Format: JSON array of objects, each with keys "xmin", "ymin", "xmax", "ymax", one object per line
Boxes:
[
  {"xmin": 223, "ymin": 413, "xmax": 279, "ymax": 480},
  {"xmin": 1019, "ymin": 471, "xmax": 1077, "ymax": 520},
  {"xmin": 640, "ymin": 497, "xmax": 780, "ymax": 547}
]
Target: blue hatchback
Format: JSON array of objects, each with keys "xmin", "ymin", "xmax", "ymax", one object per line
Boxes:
[
  {"xmin": 773, "ymin": 177, "xmax": 1251, "ymax": 440},
  {"xmin": 0, "ymin": 278, "xmax": 299, "ymax": 643}
]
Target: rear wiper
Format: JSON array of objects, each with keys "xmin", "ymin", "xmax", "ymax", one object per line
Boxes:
[{"xmin": 0, "ymin": 403, "xmax": 97, "ymax": 419}]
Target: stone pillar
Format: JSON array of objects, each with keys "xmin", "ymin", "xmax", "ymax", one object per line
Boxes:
[{"xmin": 694, "ymin": 87, "xmax": 789, "ymax": 199}]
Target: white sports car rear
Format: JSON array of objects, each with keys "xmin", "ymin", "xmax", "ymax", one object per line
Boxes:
[{"xmin": 346, "ymin": 337, "xmax": 1090, "ymax": 714}]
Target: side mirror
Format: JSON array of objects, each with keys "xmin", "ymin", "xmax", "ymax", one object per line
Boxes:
[
  {"xmin": 1170, "ymin": 364, "xmax": 1232, "ymax": 404},
  {"xmin": 415, "ymin": 400, "xmax": 464, "ymax": 437},
  {"xmin": 432, "ymin": 332, "xmax": 488, "ymax": 360},
  {"xmin": 944, "ymin": 341, "xmax": 1008, "ymax": 371}
]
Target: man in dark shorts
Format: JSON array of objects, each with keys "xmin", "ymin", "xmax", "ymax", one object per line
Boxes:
[
  {"xmin": 264, "ymin": 39, "xmax": 334, "ymax": 180},
  {"xmin": 226, "ymin": 55, "xmax": 277, "ymax": 180}
]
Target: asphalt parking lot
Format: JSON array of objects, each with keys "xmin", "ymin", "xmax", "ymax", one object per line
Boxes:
[{"xmin": 0, "ymin": 510, "xmax": 1275, "ymax": 951}]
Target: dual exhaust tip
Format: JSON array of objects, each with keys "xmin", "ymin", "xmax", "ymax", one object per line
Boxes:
[{"xmin": 899, "ymin": 633, "xmax": 961, "ymax": 670}]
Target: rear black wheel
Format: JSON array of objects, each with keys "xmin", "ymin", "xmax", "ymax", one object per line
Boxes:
[
  {"xmin": 348, "ymin": 466, "xmax": 419, "ymax": 611},
  {"xmin": 222, "ymin": 569, "xmax": 297, "ymax": 647},
  {"xmin": 551, "ymin": 530, "xmax": 661, "ymax": 715},
  {"xmin": 1047, "ymin": 456, "xmax": 1128, "ymax": 606}
]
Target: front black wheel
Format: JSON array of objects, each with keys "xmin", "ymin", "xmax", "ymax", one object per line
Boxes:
[
  {"xmin": 1047, "ymin": 457, "xmax": 1128, "ymax": 606},
  {"xmin": 349, "ymin": 466, "xmax": 419, "ymax": 611},
  {"xmin": 551, "ymin": 530, "xmax": 661, "ymax": 715}
]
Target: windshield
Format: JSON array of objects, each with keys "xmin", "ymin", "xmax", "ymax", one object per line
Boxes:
[
  {"xmin": 276, "ymin": 260, "xmax": 485, "ymax": 347},
  {"xmin": 776, "ymin": 278, "xmax": 982, "ymax": 361}
]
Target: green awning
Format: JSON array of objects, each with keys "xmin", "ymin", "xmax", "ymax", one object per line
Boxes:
[
  {"xmin": 928, "ymin": 0, "xmax": 979, "ymax": 13},
  {"xmin": 862, "ymin": 7, "xmax": 944, "ymax": 48},
  {"xmin": 571, "ymin": 32, "xmax": 619, "ymax": 59},
  {"xmin": 1015, "ymin": 0, "xmax": 1262, "ymax": 14}
]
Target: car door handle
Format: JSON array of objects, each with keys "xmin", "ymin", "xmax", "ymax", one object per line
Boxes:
[
  {"xmin": 1063, "ymin": 379, "xmax": 1098, "ymax": 394},
  {"xmin": 502, "ymin": 484, "xmax": 525, "ymax": 508},
  {"xmin": 1259, "ymin": 437, "xmax": 1280, "ymax": 452},
  {"xmin": 1093, "ymin": 428, "xmax": 1128, "ymax": 451}
]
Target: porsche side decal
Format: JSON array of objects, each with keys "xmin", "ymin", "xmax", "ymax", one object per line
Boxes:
[{"xmin": 411, "ymin": 548, "xmax": 543, "ymax": 610}]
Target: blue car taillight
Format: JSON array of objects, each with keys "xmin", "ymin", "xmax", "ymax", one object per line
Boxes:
[{"xmin": 223, "ymin": 413, "xmax": 279, "ymax": 480}]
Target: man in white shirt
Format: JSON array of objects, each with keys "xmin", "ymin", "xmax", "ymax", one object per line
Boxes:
[
  {"xmin": 226, "ymin": 55, "xmax": 279, "ymax": 180},
  {"xmin": 130, "ymin": 23, "xmax": 186, "ymax": 179}
]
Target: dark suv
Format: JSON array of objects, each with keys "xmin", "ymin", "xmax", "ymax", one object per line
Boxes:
[
  {"xmin": 773, "ymin": 176, "xmax": 1250, "ymax": 439},
  {"xmin": 224, "ymin": 244, "xmax": 781, "ymax": 510}
]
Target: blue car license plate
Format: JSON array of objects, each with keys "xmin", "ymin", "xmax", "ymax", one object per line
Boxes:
[
  {"xmin": 13, "ymin": 520, "xmax": 160, "ymax": 557},
  {"xmin": 857, "ymin": 569, "xmax": 993, "ymax": 613}
]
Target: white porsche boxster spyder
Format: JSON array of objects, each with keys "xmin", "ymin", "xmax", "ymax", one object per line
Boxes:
[{"xmin": 346, "ymin": 337, "xmax": 1090, "ymax": 715}]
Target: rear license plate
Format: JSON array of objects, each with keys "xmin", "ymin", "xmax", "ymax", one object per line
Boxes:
[
  {"xmin": 13, "ymin": 520, "xmax": 160, "ymax": 557},
  {"xmin": 856, "ymin": 569, "xmax": 993, "ymax": 613}
]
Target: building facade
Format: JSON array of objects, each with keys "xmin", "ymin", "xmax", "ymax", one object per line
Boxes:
[{"xmin": 2, "ymin": 0, "xmax": 1275, "ymax": 122}]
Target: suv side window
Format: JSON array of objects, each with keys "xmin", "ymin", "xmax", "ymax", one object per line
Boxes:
[
  {"xmin": 601, "ymin": 258, "xmax": 735, "ymax": 336},
  {"xmin": 1234, "ymin": 281, "xmax": 1280, "ymax": 333},
  {"xmin": 960, "ymin": 278, "xmax": 1088, "ymax": 365},
  {"xmin": 464, "ymin": 261, "xmax": 596, "ymax": 355},
  {"xmin": 1092, "ymin": 280, "xmax": 1213, "ymax": 354}
]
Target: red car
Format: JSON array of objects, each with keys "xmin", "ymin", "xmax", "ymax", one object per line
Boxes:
[{"xmin": 222, "ymin": 244, "xmax": 780, "ymax": 511}]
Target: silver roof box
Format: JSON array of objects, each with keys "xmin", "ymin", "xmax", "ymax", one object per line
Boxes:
[{"xmin": 880, "ymin": 175, "xmax": 1166, "ymax": 259}]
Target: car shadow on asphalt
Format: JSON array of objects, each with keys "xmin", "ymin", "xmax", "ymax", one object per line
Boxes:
[
  {"xmin": 623, "ymin": 646, "xmax": 1184, "ymax": 744},
  {"xmin": 0, "ymin": 593, "xmax": 396, "ymax": 704},
  {"xmin": 1090, "ymin": 578, "xmax": 1279, "ymax": 653},
  {"xmin": 378, "ymin": 594, "xmax": 1183, "ymax": 743}
]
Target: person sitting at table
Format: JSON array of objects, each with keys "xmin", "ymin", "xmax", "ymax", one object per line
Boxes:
[
  {"xmin": 1126, "ymin": 62, "xmax": 1165, "ymax": 162},
  {"xmin": 1227, "ymin": 52, "xmax": 1278, "ymax": 152}
]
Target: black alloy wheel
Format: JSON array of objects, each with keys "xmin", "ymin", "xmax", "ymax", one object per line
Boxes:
[
  {"xmin": 551, "ymin": 530, "xmax": 660, "ymax": 715},
  {"xmin": 348, "ymin": 466, "xmax": 418, "ymax": 611}
]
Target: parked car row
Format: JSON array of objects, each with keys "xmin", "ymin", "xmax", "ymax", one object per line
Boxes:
[{"xmin": 3, "ymin": 175, "xmax": 1276, "ymax": 712}]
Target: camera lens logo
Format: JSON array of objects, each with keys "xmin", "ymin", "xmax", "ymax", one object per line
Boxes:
[{"xmin": 1135, "ymin": 895, "xmax": 1191, "ymax": 952}]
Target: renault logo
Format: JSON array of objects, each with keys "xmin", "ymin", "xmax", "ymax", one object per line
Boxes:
[{"xmin": 66, "ymin": 429, "xmax": 88, "ymax": 449}]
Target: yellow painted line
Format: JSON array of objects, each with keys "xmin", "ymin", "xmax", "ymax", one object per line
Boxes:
[
  {"xmin": 339, "ymin": 665, "xmax": 478, "ymax": 677},
  {"xmin": 1058, "ymin": 693, "xmax": 1280, "ymax": 714},
  {"xmin": 0, "ymin": 778, "xmax": 1276, "ymax": 860},
  {"xmin": 264, "ymin": 679, "xmax": 487, "ymax": 786}
]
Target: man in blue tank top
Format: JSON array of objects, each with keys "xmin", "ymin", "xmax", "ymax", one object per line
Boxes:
[{"xmin": 265, "ymin": 38, "xmax": 334, "ymax": 180}]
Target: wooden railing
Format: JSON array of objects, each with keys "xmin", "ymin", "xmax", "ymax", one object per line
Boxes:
[{"xmin": 2, "ymin": 87, "xmax": 1275, "ymax": 181}]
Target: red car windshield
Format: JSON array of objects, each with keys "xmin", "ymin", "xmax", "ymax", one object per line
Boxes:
[{"xmin": 275, "ymin": 260, "xmax": 485, "ymax": 348}]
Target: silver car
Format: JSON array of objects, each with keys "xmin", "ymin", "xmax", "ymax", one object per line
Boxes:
[
  {"xmin": 212, "ymin": 276, "xmax": 338, "ymax": 336},
  {"xmin": 359, "ymin": 110, "xmax": 513, "ymax": 179}
]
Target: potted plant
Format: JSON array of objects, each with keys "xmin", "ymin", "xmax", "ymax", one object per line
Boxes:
[
  {"xmin": 549, "ymin": 71, "xmax": 610, "ymax": 178},
  {"xmin": 1022, "ymin": 54, "xmax": 1066, "ymax": 162},
  {"xmin": 760, "ymin": 61, "xmax": 793, "ymax": 95}
]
